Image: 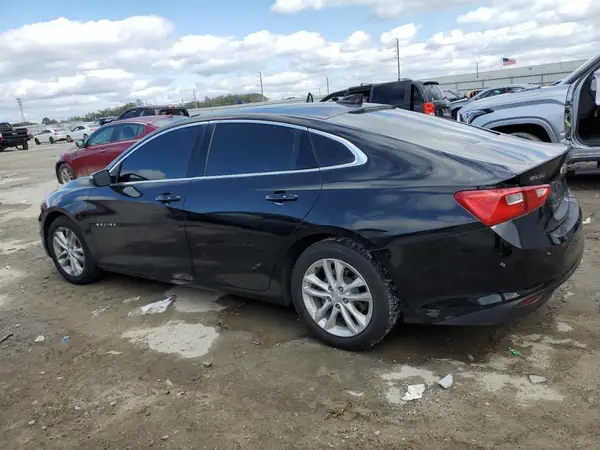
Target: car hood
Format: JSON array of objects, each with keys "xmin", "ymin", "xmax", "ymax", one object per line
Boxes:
[{"xmin": 460, "ymin": 85, "xmax": 566, "ymax": 112}]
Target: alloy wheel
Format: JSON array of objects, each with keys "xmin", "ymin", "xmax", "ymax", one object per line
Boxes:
[
  {"xmin": 59, "ymin": 165, "xmax": 74, "ymax": 183},
  {"xmin": 301, "ymin": 258, "xmax": 373, "ymax": 337},
  {"xmin": 52, "ymin": 227, "xmax": 85, "ymax": 277}
]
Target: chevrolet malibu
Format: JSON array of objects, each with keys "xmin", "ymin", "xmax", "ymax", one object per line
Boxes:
[{"xmin": 38, "ymin": 102, "xmax": 584, "ymax": 350}]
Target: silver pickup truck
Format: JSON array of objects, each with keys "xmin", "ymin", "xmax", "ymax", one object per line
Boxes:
[{"xmin": 458, "ymin": 52, "xmax": 600, "ymax": 165}]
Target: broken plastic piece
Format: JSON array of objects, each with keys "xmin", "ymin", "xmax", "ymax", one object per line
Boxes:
[
  {"xmin": 402, "ymin": 384, "xmax": 425, "ymax": 401},
  {"xmin": 61, "ymin": 336, "xmax": 70, "ymax": 343},
  {"xmin": 583, "ymin": 217, "xmax": 591, "ymax": 225},
  {"xmin": 509, "ymin": 347, "xmax": 521, "ymax": 356},
  {"xmin": 438, "ymin": 374, "xmax": 453, "ymax": 389},
  {"xmin": 528, "ymin": 375, "xmax": 547, "ymax": 384},
  {"xmin": 34, "ymin": 335, "xmax": 45, "ymax": 343},
  {"xmin": 129, "ymin": 296, "xmax": 175, "ymax": 316}
]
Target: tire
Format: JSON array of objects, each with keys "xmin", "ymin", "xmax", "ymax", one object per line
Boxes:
[
  {"xmin": 47, "ymin": 216, "xmax": 101, "ymax": 284},
  {"xmin": 510, "ymin": 131, "xmax": 542, "ymax": 141},
  {"xmin": 290, "ymin": 237, "xmax": 400, "ymax": 351},
  {"xmin": 0, "ymin": 147, "xmax": 5, "ymax": 153},
  {"xmin": 22, "ymin": 141, "xmax": 29, "ymax": 150},
  {"xmin": 83, "ymin": 134, "xmax": 88, "ymax": 140},
  {"xmin": 49, "ymin": 137, "xmax": 55, "ymax": 144},
  {"xmin": 57, "ymin": 163, "xmax": 75, "ymax": 184},
  {"xmin": 66, "ymin": 135, "xmax": 72, "ymax": 142},
  {"xmin": 35, "ymin": 138, "xmax": 40, "ymax": 145}
]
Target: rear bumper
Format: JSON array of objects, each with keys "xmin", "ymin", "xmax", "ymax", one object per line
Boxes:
[
  {"xmin": 568, "ymin": 149, "xmax": 600, "ymax": 163},
  {"xmin": 373, "ymin": 203, "xmax": 584, "ymax": 325}
]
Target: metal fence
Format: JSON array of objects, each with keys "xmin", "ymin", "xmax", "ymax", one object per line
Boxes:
[{"xmin": 436, "ymin": 70, "xmax": 573, "ymax": 92}]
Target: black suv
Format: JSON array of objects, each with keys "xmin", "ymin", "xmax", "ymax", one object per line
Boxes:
[
  {"xmin": 115, "ymin": 105, "xmax": 190, "ymax": 121},
  {"xmin": 314, "ymin": 79, "xmax": 452, "ymax": 119}
]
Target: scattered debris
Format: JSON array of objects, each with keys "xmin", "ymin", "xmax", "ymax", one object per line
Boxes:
[
  {"xmin": 438, "ymin": 374, "xmax": 453, "ymax": 389},
  {"xmin": 56, "ymin": 376, "xmax": 64, "ymax": 380},
  {"xmin": 5, "ymin": 265, "xmax": 11, "ymax": 269},
  {"xmin": 346, "ymin": 390, "xmax": 364, "ymax": 398},
  {"xmin": 202, "ymin": 360, "xmax": 212, "ymax": 368},
  {"xmin": 34, "ymin": 335, "xmax": 45, "ymax": 343},
  {"xmin": 529, "ymin": 375, "xmax": 548, "ymax": 384},
  {"xmin": 467, "ymin": 354, "xmax": 475, "ymax": 362},
  {"xmin": 165, "ymin": 378, "xmax": 174, "ymax": 387},
  {"xmin": 161, "ymin": 435, "xmax": 169, "ymax": 441},
  {"xmin": 74, "ymin": 406, "xmax": 81, "ymax": 411},
  {"xmin": 0, "ymin": 332, "xmax": 14, "ymax": 344},
  {"xmin": 583, "ymin": 217, "xmax": 592, "ymax": 225},
  {"xmin": 129, "ymin": 297, "xmax": 175, "ymax": 316},
  {"xmin": 499, "ymin": 262, "xmax": 506, "ymax": 268},
  {"xmin": 374, "ymin": 430, "xmax": 381, "ymax": 436},
  {"xmin": 251, "ymin": 339, "xmax": 262, "ymax": 345},
  {"xmin": 92, "ymin": 305, "xmax": 111, "ymax": 317},
  {"xmin": 14, "ymin": 324, "xmax": 20, "ymax": 328},
  {"xmin": 556, "ymin": 322, "xmax": 573, "ymax": 333},
  {"xmin": 28, "ymin": 420, "xmax": 36, "ymax": 426},
  {"xmin": 402, "ymin": 384, "xmax": 425, "ymax": 401},
  {"xmin": 509, "ymin": 348, "xmax": 522, "ymax": 356},
  {"xmin": 106, "ymin": 350, "xmax": 123, "ymax": 355},
  {"xmin": 61, "ymin": 336, "xmax": 70, "ymax": 344},
  {"xmin": 110, "ymin": 401, "xmax": 117, "ymax": 406},
  {"xmin": 122, "ymin": 296, "xmax": 141, "ymax": 304}
]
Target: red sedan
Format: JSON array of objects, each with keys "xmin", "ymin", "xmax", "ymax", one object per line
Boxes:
[{"xmin": 55, "ymin": 116, "xmax": 185, "ymax": 184}]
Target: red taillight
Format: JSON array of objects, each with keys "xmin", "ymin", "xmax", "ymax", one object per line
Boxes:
[
  {"xmin": 424, "ymin": 102, "xmax": 435, "ymax": 115},
  {"xmin": 455, "ymin": 185, "xmax": 550, "ymax": 227}
]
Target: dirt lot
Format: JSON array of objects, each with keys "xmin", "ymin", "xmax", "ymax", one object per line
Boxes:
[{"xmin": 1, "ymin": 143, "xmax": 600, "ymax": 450}]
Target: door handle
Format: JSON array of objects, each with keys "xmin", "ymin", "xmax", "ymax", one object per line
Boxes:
[
  {"xmin": 265, "ymin": 192, "xmax": 298, "ymax": 203},
  {"xmin": 155, "ymin": 194, "xmax": 181, "ymax": 204}
]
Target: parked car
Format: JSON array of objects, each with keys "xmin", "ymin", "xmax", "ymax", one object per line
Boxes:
[
  {"xmin": 54, "ymin": 116, "xmax": 184, "ymax": 184},
  {"xmin": 34, "ymin": 128, "xmax": 68, "ymax": 145},
  {"xmin": 450, "ymin": 84, "xmax": 534, "ymax": 119},
  {"xmin": 66, "ymin": 125, "xmax": 97, "ymax": 143},
  {"xmin": 313, "ymin": 79, "xmax": 452, "ymax": 118},
  {"xmin": 459, "ymin": 51, "xmax": 600, "ymax": 166},
  {"xmin": 39, "ymin": 102, "xmax": 583, "ymax": 350},
  {"xmin": 0, "ymin": 122, "xmax": 31, "ymax": 152},
  {"xmin": 115, "ymin": 105, "xmax": 190, "ymax": 121},
  {"xmin": 94, "ymin": 117, "xmax": 117, "ymax": 127}
]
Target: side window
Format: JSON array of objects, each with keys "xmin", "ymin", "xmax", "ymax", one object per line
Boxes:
[
  {"xmin": 117, "ymin": 125, "xmax": 202, "ymax": 182},
  {"xmin": 120, "ymin": 109, "xmax": 140, "ymax": 120},
  {"xmin": 412, "ymin": 84, "xmax": 424, "ymax": 102},
  {"xmin": 113, "ymin": 124, "xmax": 144, "ymax": 142},
  {"xmin": 141, "ymin": 109, "xmax": 155, "ymax": 117},
  {"xmin": 310, "ymin": 132, "xmax": 355, "ymax": 168},
  {"xmin": 86, "ymin": 126, "xmax": 115, "ymax": 146},
  {"xmin": 370, "ymin": 82, "xmax": 407, "ymax": 105},
  {"xmin": 206, "ymin": 123, "xmax": 304, "ymax": 176}
]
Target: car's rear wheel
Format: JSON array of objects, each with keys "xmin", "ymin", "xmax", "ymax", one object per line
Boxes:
[
  {"xmin": 35, "ymin": 138, "xmax": 40, "ymax": 145},
  {"xmin": 49, "ymin": 137, "xmax": 55, "ymax": 144},
  {"xmin": 66, "ymin": 135, "xmax": 72, "ymax": 142},
  {"xmin": 22, "ymin": 141, "xmax": 29, "ymax": 150},
  {"xmin": 57, "ymin": 163, "xmax": 75, "ymax": 184},
  {"xmin": 48, "ymin": 216, "xmax": 100, "ymax": 284},
  {"xmin": 291, "ymin": 237, "xmax": 400, "ymax": 350},
  {"xmin": 510, "ymin": 131, "xmax": 542, "ymax": 141},
  {"xmin": 83, "ymin": 134, "xmax": 88, "ymax": 140}
]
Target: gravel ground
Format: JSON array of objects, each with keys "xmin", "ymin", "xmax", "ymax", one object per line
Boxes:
[{"xmin": 1, "ymin": 142, "xmax": 600, "ymax": 450}]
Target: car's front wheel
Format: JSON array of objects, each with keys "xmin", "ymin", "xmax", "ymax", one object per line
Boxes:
[
  {"xmin": 66, "ymin": 135, "xmax": 72, "ymax": 142},
  {"xmin": 34, "ymin": 138, "xmax": 40, "ymax": 145},
  {"xmin": 49, "ymin": 137, "xmax": 55, "ymax": 144},
  {"xmin": 291, "ymin": 237, "xmax": 401, "ymax": 350},
  {"xmin": 57, "ymin": 163, "xmax": 75, "ymax": 184},
  {"xmin": 48, "ymin": 216, "xmax": 101, "ymax": 284}
]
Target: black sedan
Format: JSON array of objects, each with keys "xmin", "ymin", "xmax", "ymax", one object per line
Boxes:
[{"xmin": 39, "ymin": 102, "xmax": 584, "ymax": 350}]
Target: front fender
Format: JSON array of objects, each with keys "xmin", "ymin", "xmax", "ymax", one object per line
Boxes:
[{"xmin": 474, "ymin": 115, "xmax": 560, "ymax": 143}]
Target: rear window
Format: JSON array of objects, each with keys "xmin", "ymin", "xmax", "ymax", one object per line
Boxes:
[
  {"xmin": 152, "ymin": 117, "xmax": 189, "ymax": 128},
  {"xmin": 158, "ymin": 108, "xmax": 189, "ymax": 116},
  {"xmin": 424, "ymin": 84, "xmax": 444, "ymax": 100}
]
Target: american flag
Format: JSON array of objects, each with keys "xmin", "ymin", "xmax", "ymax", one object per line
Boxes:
[{"xmin": 502, "ymin": 57, "xmax": 516, "ymax": 66}]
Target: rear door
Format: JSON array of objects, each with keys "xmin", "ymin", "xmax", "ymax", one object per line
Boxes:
[
  {"xmin": 369, "ymin": 82, "xmax": 411, "ymax": 110},
  {"xmin": 183, "ymin": 120, "xmax": 322, "ymax": 291},
  {"xmin": 422, "ymin": 83, "xmax": 452, "ymax": 118}
]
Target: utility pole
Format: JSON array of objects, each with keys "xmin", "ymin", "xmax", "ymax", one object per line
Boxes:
[
  {"xmin": 192, "ymin": 88, "xmax": 198, "ymax": 108},
  {"xmin": 258, "ymin": 72, "xmax": 264, "ymax": 102},
  {"xmin": 16, "ymin": 98, "xmax": 25, "ymax": 123},
  {"xmin": 326, "ymin": 77, "xmax": 330, "ymax": 95},
  {"xmin": 394, "ymin": 38, "xmax": 401, "ymax": 80},
  {"xmin": 476, "ymin": 61, "xmax": 479, "ymax": 79}
]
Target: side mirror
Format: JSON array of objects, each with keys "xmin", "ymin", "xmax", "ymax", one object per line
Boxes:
[
  {"xmin": 594, "ymin": 71, "xmax": 600, "ymax": 106},
  {"xmin": 91, "ymin": 170, "xmax": 111, "ymax": 187},
  {"xmin": 75, "ymin": 139, "xmax": 85, "ymax": 148},
  {"xmin": 306, "ymin": 92, "xmax": 314, "ymax": 103}
]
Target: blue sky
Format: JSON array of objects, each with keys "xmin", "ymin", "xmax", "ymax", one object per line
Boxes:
[{"xmin": 2, "ymin": 0, "xmax": 476, "ymax": 45}]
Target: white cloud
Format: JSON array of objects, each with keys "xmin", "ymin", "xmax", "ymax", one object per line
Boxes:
[
  {"xmin": 1, "ymin": 1, "xmax": 600, "ymax": 122},
  {"xmin": 271, "ymin": 0, "xmax": 473, "ymax": 19}
]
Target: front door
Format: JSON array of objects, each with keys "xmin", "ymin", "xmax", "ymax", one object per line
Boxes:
[
  {"xmin": 87, "ymin": 123, "xmax": 206, "ymax": 282},
  {"xmin": 183, "ymin": 121, "xmax": 322, "ymax": 291},
  {"xmin": 76, "ymin": 125, "xmax": 116, "ymax": 176}
]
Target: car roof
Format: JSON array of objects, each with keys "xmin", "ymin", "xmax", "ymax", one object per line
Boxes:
[{"xmin": 109, "ymin": 115, "xmax": 180, "ymax": 126}]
